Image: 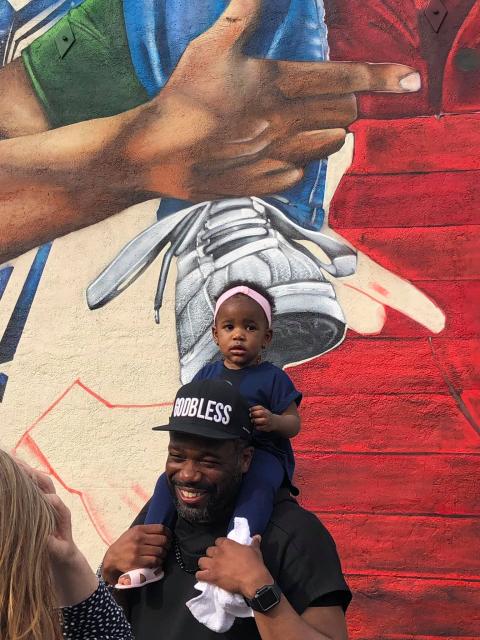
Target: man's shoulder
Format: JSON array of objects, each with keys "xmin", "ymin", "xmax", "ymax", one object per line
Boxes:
[{"xmin": 267, "ymin": 493, "xmax": 336, "ymax": 548}]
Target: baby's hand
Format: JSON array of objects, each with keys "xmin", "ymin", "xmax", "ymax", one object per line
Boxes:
[{"xmin": 250, "ymin": 405, "xmax": 276, "ymax": 432}]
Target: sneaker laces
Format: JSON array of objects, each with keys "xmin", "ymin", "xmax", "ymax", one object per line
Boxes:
[{"xmin": 86, "ymin": 197, "xmax": 357, "ymax": 319}]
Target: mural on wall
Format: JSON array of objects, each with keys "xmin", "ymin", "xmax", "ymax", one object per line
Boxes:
[{"xmin": 1, "ymin": 0, "xmax": 479, "ymax": 638}]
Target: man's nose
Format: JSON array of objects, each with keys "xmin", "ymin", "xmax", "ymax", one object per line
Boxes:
[{"xmin": 178, "ymin": 460, "xmax": 202, "ymax": 484}]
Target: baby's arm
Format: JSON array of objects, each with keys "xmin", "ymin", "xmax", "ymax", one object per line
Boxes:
[{"xmin": 250, "ymin": 402, "xmax": 300, "ymax": 438}]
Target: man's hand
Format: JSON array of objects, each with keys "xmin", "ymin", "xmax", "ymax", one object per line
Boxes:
[
  {"xmin": 122, "ymin": 0, "xmax": 421, "ymax": 201},
  {"xmin": 197, "ymin": 535, "xmax": 273, "ymax": 598},
  {"xmin": 102, "ymin": 524, "xmax": 171, "ymax": 585},
  {"xmin": 198, "ymin": 535, "xmax": 348, "ymax": 640}
]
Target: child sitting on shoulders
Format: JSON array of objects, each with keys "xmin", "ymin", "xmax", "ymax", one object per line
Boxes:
[{"xmin": 116, "ymin": 280, "xmax": 302, "ymax": 589}]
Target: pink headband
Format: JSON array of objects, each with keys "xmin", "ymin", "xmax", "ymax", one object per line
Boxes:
[{"xmin": 214, "ymin": 286, "xmax": 272, "ymax": 327}]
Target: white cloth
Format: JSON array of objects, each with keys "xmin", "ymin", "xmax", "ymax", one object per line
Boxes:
[{"xmin": 186, "ymin": 517, "xmax": 254, "ymax": 632}]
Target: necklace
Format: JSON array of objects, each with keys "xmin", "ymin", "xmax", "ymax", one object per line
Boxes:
[{"xmin": 173, "ymin": 535, "xmax": 198, "ymax": 574}]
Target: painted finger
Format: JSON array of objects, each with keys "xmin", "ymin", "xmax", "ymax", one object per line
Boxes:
[
  {"xmin": 271, "ymin": 128, "xmax": 347, "ymax": 163},
  {"xmin": 207, "ymin": 120, "xmax": 273, "ymax": 162},
  {"xmin": 274, "ymin": 60, "xmax": 421, "ymax": 98},
  {"xmin": 198, "ymin": 0, "xmax": 263, "ymax": 51},
  {"xmin": 194, "ymin": 160, "xmax": 304, "ymax": 199},
  {"xmin": 277, "ymin": 94, "xmax": 357, "ymax": 132}
]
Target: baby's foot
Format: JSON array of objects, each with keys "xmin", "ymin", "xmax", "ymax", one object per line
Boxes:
[{"xmin": 115, "ymin": 567, "xmax": 164, "ymax": 590}]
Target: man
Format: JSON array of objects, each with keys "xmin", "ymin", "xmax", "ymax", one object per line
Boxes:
[{"xmin": 101, "ymin": 378, "xmax": 352, "ymax": 639}]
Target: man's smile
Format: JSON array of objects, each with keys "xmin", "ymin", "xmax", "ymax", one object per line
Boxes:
[{"xmin": 175, "ymin": 485, "xmax": 209, "ymax": 506}]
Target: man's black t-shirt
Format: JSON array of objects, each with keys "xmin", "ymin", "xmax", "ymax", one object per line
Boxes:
[{"xmin": 124, "ymin": 491, "xmax": 351, "ymax": 640}]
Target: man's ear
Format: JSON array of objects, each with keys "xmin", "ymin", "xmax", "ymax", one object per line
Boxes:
[{"xmin": 241, "ymin": 445, "xmax": 255, "ymax": 473}]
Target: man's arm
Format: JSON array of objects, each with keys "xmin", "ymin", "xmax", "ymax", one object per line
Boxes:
[
  {"xmin": 254, "ymin": 598, "xmax": 347, "ymax": 640},
  {"xmin": 197, "ymin": 536, "xmax": 348, "ymax": 640}
]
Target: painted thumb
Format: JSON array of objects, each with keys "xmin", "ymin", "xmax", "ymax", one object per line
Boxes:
[{"xmin": 207, "ymin": 0, "xmax": 263, "ymax": 49}]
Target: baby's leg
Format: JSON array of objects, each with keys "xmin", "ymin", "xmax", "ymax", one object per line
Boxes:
[
  {"xmin": 144, "ymin": 472, "xmax": 177, "ymax": 528},
  {"xmin": 230, "ymin": 449, "xmax": 285, "ymax": 536}
]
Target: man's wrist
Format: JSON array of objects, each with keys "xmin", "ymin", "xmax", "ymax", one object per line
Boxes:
[{"xmin": 242, "ymin": 568, "xmax": 275, "ymax": 600}]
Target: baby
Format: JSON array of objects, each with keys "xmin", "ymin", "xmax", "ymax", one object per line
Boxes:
[{"xmin": 117, "ymin": 280, "xmax": 302, "ymax": 588}]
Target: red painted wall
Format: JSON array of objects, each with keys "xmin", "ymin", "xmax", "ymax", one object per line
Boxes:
[{"xmin": 293, "ymin": 2, "xmax": 480, "ymax": 637}]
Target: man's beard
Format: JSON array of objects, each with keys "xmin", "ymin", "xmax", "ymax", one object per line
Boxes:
[{"xmin": 169, "ymin": 465, "xmax": 243, "ymax": 524}]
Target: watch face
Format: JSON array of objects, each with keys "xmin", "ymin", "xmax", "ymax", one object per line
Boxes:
[{"xmin": 257, "ymin": 585, "xmax": 281, "ymax": 611}]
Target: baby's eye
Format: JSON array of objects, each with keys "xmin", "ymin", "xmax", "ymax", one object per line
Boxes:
[
  {"xmin": 246, "ymin": 324, "xmax": 257, "ymax": 331},
  {"xmin": 223, "ymin": 323, "xmax": 234, "ymax": 330}
]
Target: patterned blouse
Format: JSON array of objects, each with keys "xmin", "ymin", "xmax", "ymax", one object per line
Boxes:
[{"xmin": 62, "ymin": 580, "xmax": 134, "ymax": 639}]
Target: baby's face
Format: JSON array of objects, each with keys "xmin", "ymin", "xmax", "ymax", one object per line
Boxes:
[{"xmin": 213, "ymin": 294, "xmax": 272, "ymax": 369}]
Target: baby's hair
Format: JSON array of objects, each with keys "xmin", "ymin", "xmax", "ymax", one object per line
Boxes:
[{"xmin": 215, "ymin": 280, "xmax": 276, "ymax": 315}]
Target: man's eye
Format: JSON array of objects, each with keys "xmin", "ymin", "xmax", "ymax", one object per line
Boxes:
[
  {"xmin": 169, "ymin": 453, "xmax": 184, "ymax": 461},
  {"xmin": 201, "ymin": 459, "xmax": 219, "ymax": 468}
]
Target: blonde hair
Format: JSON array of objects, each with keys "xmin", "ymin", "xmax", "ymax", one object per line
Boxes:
[{"xmin": 0, "ymin": 450, "xmax": 63, "ymax": 640}]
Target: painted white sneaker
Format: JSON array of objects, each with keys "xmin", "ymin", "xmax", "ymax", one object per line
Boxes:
[{"xmin": 87, "ymin": 197, "xmax": 356, "ymax": 381}]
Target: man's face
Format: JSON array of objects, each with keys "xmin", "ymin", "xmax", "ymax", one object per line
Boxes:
[{"xmin": 166, "ymin": 432, "xmax": 253, "ymax": 523}]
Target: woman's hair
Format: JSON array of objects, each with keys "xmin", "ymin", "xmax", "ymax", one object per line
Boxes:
[
  {"xmin": 0, "ymin": 450, "xmax": 62, "ymax": 640},
  {"xmin": 214, "ymin": 280, "xmax": 276, "ymax": 315}
]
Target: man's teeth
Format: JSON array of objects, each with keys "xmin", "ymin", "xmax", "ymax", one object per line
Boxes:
[{"xmin": 179, "ymin": 488, "xmax": 204, "ymax": 498}]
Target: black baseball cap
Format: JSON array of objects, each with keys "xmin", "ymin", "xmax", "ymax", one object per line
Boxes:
[{"xmin": 153, "ymin": 379, "xmax": 253, "ymax": 440}]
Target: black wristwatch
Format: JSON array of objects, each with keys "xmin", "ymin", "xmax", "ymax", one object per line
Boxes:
[{"xmin": 244, "ymin": 583, "xmax": 282, "ymax": 613}]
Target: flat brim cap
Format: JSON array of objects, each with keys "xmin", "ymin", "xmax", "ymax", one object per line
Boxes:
[
  {"xmin": 152, "ymin": 420, "xmax": 243, "ymax": 439},
  {"xmin": 153, "ymin": 378, "xmax": 253, "ymax": 440}
]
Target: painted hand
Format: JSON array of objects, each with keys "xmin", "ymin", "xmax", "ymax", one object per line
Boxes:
[
  {"xmin": 122, "ymin": 0, "xmax": 421, "ymax": 202},
  {"xmin": 250, "ymin": 405, "xmax": 276, "ymax": 432},
  {"xmin": 197, "ymin": 536, "xmax": 273, "ymax": 598}
]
